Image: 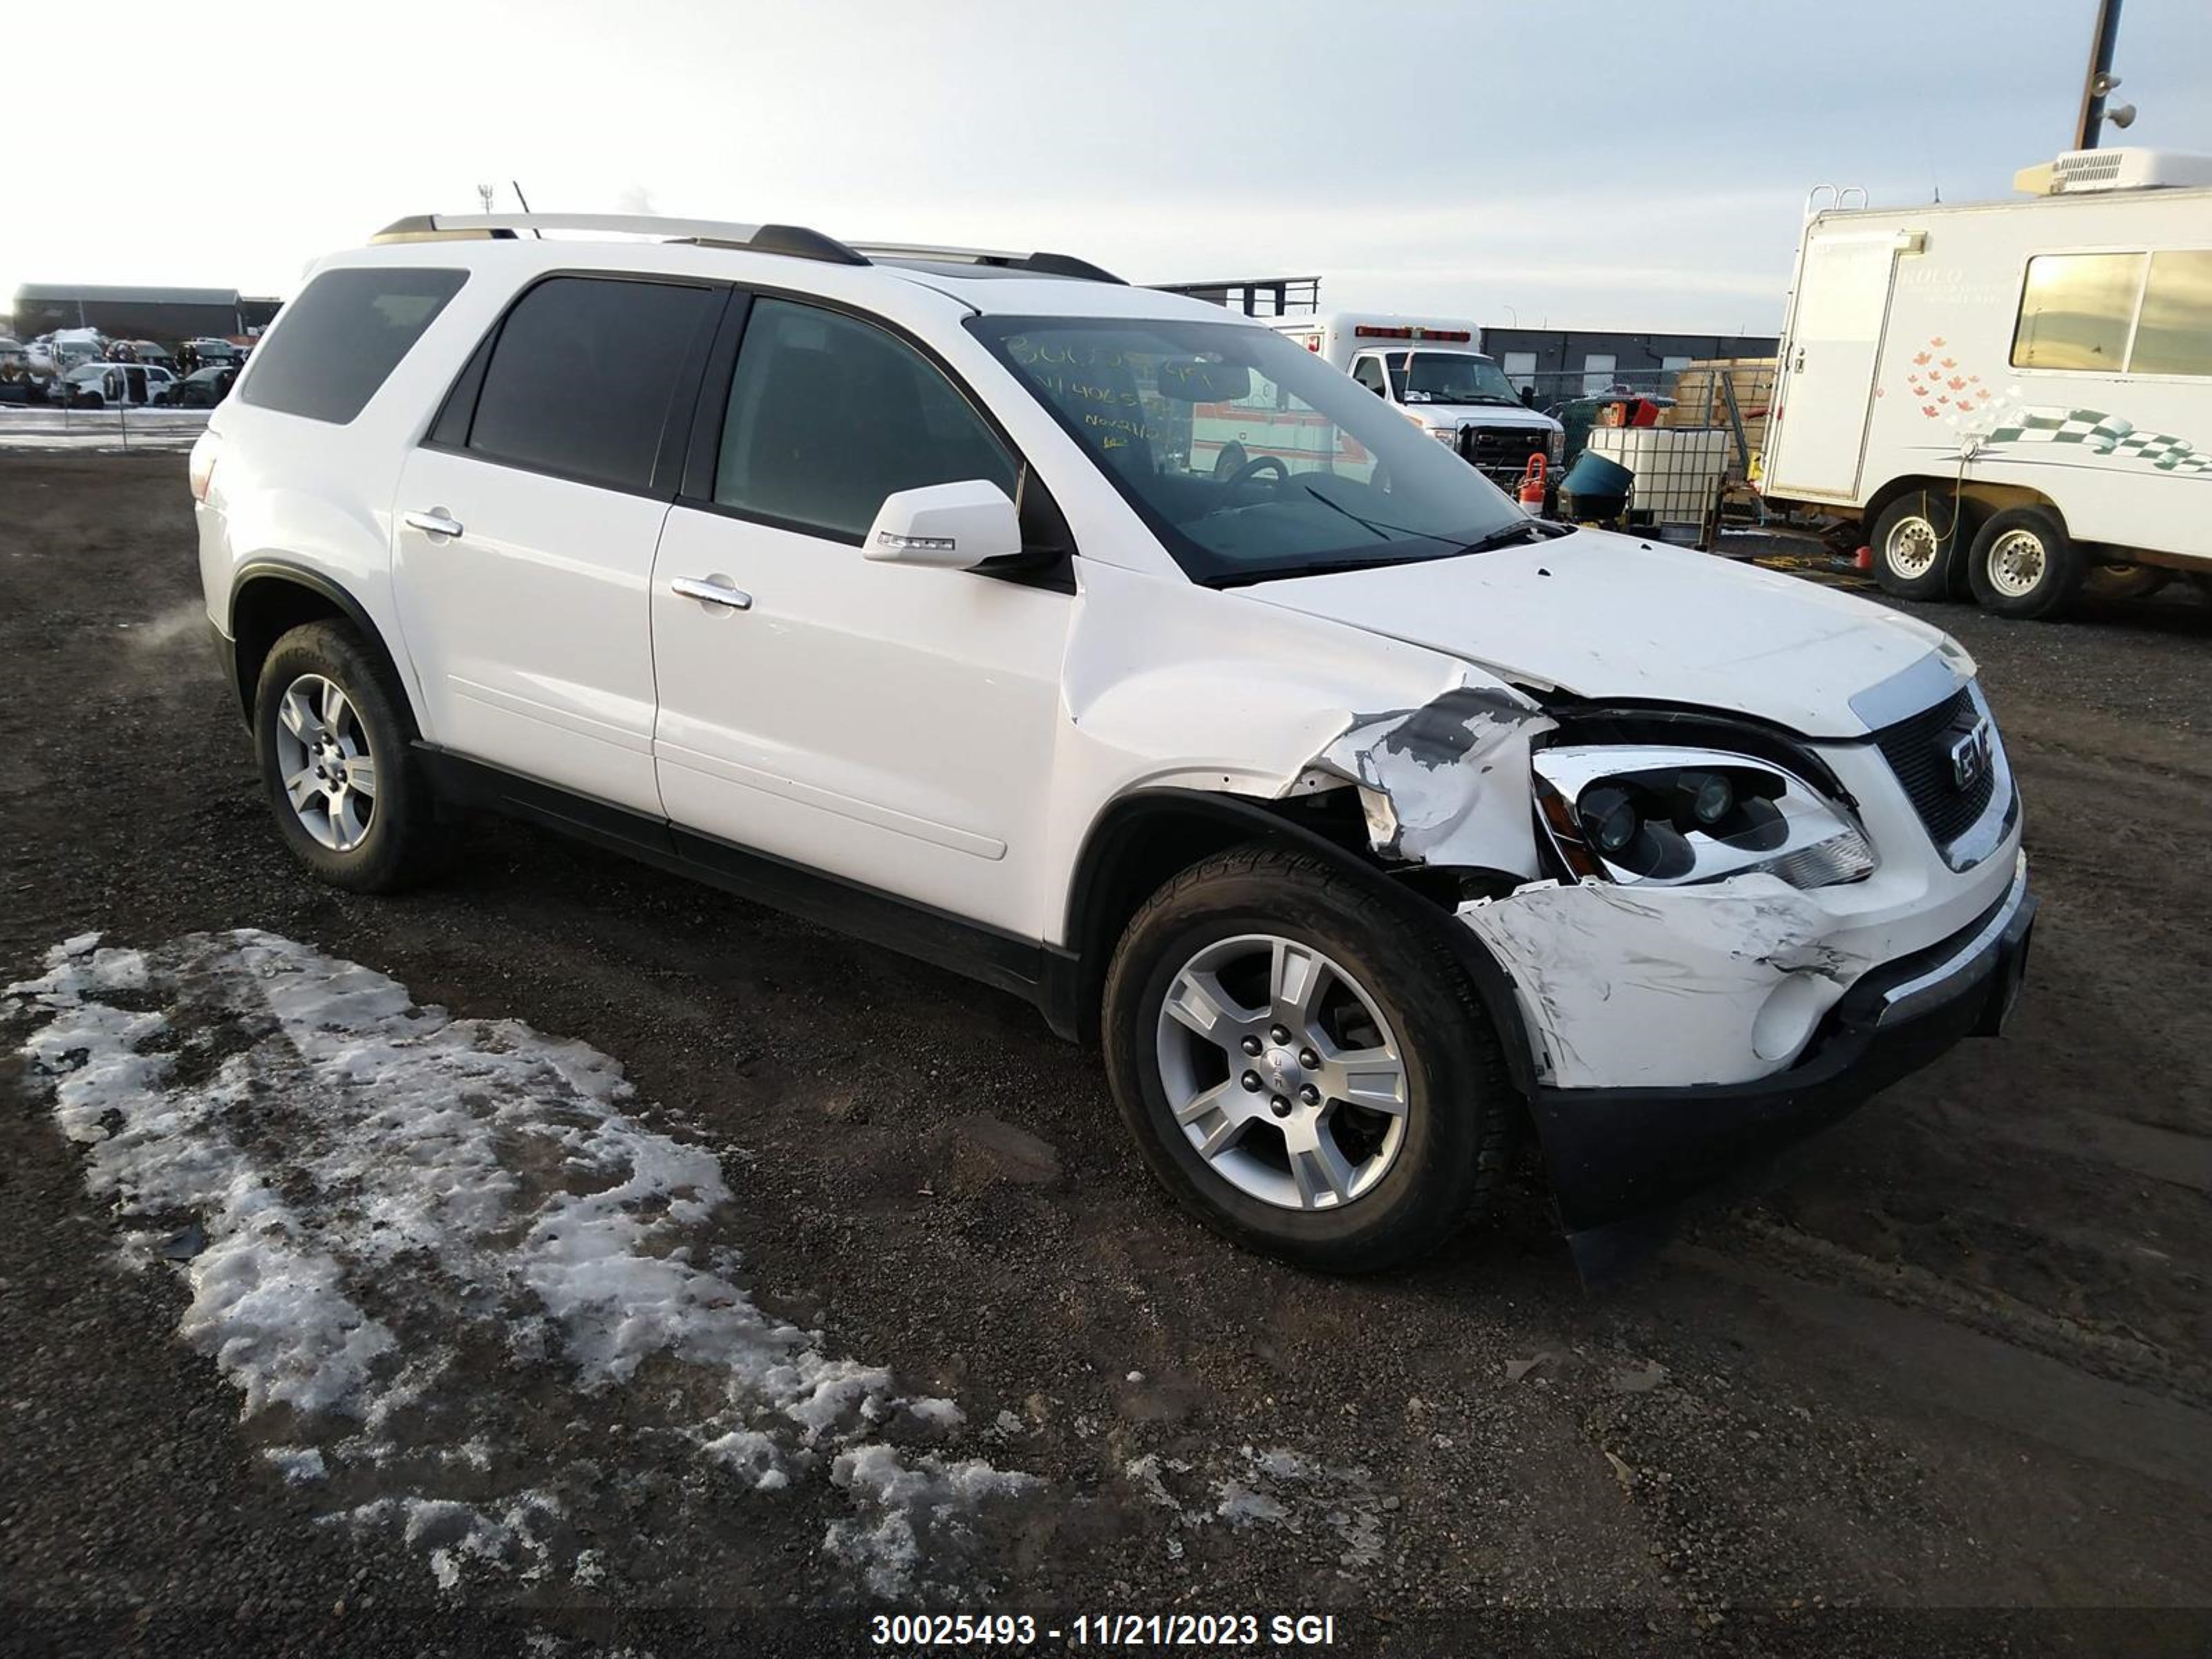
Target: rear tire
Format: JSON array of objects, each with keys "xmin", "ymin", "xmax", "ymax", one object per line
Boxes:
[
  {"xmin": 1967, "ymin": 505, "xmax": 2084, "ymax": 620},
  {"xmin": 253, "ymin": 621, "xmax": 450, "ymax": 892},
  {"xmin": 1102, "ymin": 844, "xmax": 1512, "ymax": 1273},
  {"xmin": 1868, "ymin": 488, "xmax": 1976, "ymax": 601}
]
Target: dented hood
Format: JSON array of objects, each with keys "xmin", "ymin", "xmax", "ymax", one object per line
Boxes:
[{"xmin": 1248, "ymin": 528, "xmax": 1950, "ymax": 738}]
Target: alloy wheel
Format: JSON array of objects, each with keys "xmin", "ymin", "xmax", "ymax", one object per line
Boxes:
[
  {"xmin": 1883, "ymin": 514, "xmax": 1940, "ymax": 579},
  {"xmin": 1154, "ymin": 932, "xmax": 1409, "ymax": 1211},
  {"xmin": 1987, "ymin": 529, "xmax": 2048, "ymax": 599},
  {"xmin": 273, "ymin": 673, "xmax": 377, "ymax": 852}
]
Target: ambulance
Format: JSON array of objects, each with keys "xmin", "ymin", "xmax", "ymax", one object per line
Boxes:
[{"xmin": 1264, "ymin": 312, "xmax": 1564, "ymax": 491}]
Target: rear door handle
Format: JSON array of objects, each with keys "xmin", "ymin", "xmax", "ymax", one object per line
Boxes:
[
  {"xmin": 671, "ymin": 576, "xmax": 753, "ymax": 611},
  {"xmin": 402, "ymin": 509, "xmax": 465, "ymax": 538}
]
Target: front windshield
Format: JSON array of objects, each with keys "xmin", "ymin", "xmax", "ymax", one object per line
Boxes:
[
  {"xmin": 1388, "ymin": 351, "xmax": 1520, "ymax": 406},
  {"xmin": 969, "ymin": 316, "xmax": 1528, "ymax": 585}
]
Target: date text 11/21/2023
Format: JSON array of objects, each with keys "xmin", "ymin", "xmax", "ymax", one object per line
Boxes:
[{"xmin": 869, "ymin": 1612, "xmax": 1340, "ymax": 1647}]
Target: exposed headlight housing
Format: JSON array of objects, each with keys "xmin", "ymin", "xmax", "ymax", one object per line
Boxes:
[{"xmin": 1532, "ymin": 744, "xmax": 1876, "ymax": 890}]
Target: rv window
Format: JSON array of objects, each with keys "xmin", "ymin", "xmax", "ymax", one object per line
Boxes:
[
  {"xmin": 2010, "ymin": 252, "xmax": 2143, "ymax": 373},
  {"xmin": 2130, "ymin": 250, "xmax": 2212, "ymax": 377}
]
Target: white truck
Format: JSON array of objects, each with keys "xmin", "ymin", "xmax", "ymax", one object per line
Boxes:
[
  {"xmin": 1759, "ymin": 148, "xmax": 2212, "ymax": 618},
  {"xmin": 1265, "ymin": 312, "xmax": 1562, "ymax": 491}
]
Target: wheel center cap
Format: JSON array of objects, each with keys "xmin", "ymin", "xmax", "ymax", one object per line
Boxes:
[{"xmin": 1262, "ymin": 1045, "xmax": 1304, "ymax": 1091}]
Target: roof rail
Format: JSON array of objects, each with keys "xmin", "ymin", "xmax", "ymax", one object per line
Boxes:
[
  {"xmin": 369, "ymin": 213, "xmax": 868, "ymax": 265},
  {"xmin": 844, "ymin": 242, "xmax": 1127, "ymax": 285},
  {"xmin": 367, "ymin": 216, "xmax": 1123, "ymax": 281}
]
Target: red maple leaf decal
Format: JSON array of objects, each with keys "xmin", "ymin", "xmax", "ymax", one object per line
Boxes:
[
  {"xmin": 1967, "ymin": 374, "xmax": 1981, "ymax": 383},
  {"xmin": 1930, "ymin": 337, "xmax": 1947, "ymax": 347},
  {"xmin": 1940, "ymin": 358, "xmax": 1957, "ymax": 370},
  {"xmin": 1937, "ymin": 394, "xmax": 1951, "ymax": 404},
  {"xmin": 1947, "ymin": 377, "xmax": 1967, "ymax": 391},
  {"xmin": 1922, "ymin": 404, "xmax": 1940, "ymax": 417},
  {"xmin": 1913, "ymin": 352, "xmax": 1932, "ymax": 366}
]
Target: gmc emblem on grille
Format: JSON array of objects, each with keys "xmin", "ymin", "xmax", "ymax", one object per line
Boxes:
[{"xmin": 1949, "ymin": 718, "xmax": 1993, "ymax": 793}]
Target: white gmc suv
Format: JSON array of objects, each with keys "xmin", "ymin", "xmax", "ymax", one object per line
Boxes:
[{"xmin": 189, "ymin": 213, "xmax": 2034, "ymax": 1277}]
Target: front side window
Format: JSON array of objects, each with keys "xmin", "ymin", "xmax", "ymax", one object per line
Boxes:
[
  {"xmin": 2011, "ymin": 252, "xmax": 2144, "ymax": 371},
  {"xmin": 2130, "ymin": 250, "xmax": 2212, "ymax": 377},
  {"xmin": 240, "ymin": 265, "xmax": 466, "ymax": 424},
  {"xmin": 1351, "ymin": 356, "xmax": 1387, "ymax": 395},
  {"xmin": 971, "ymin": 315, "xmax": 1527, "ymax": 586},
  {"xmin": 1387, "ymin": 351, "xmax": 1521, "ymax": 407},
  {"xmin": 466, "ymin": 276, "xmax": 718, "ymax": 491},
  {"xmin": 714, "ymin": 298, "xmax": 1017, "ymax": 541}
]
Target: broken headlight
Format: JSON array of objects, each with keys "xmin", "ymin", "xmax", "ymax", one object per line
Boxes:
[{"xmin": 1532, "ymin": 746, "xmax": 1875, "ymax": 890}]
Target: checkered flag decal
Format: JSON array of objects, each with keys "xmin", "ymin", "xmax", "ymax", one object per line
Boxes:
[{"xmin": 1983, "ymin": 406, "xmax": 2212, "ymax": 474}]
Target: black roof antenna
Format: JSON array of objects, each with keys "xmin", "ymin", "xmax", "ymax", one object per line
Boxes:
[{"xmin": 511, "ymin": 180, "xmax": 542, "ymax": 237}]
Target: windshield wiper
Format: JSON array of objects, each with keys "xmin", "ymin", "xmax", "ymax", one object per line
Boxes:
[
  {"xmin": 1452, "ymin": 519, "xmax": 1550, "ymax": 555},
  {"xmin": 1298, "ymin": 485, "xmax": 1428, "ymax": 543}
]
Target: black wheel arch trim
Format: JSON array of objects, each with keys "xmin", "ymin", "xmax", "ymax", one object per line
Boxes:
[
  {"xmin": 1058, "ymin": 786, "xmax": 1540, "ymax": 1095},
  {"xmin": 227, "ymin": 560, "xmax": 421, "ymax": 726}
]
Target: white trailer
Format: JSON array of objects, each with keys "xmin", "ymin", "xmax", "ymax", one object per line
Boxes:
[
  {"xmin": 1759, "ymin": 149, "xmax": 2212, "ymax": 617},
  {"xmin": 1266, "ymin": 312, "xmax": 1562, "ymax": 489}
]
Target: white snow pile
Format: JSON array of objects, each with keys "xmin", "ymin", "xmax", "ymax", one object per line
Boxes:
[
  {"xmin": 6, "ymin": 930, "xmax": 1035, "ymax": 1597},
  {"xmin": 1124, "ymin": 1445, "xmax": 1385, "ymax": 1570}
]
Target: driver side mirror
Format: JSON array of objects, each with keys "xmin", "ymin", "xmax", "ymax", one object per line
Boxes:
[{"xmin": 863, "ymin": 480, "xmax": 1022, "ymax": 570}]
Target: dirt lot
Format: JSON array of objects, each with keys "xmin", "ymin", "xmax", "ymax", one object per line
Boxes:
[{"xmin": 4, "ymin": 453, "xmax": 2210, "ymax": 1656}]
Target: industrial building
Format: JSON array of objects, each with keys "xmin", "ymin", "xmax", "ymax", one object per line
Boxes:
[
  {"xmin": 8, "ymin": 284, "xmax": 275, "ymax": 343},
  {"xmin": 1477, "ymin": 326, "xmax": 1779, "ymax": 395}
]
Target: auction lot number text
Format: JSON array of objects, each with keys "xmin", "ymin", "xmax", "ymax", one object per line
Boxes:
[{"xmin": 871, "ymin": 1613, "xmax": 1338, "ymax": 1647}]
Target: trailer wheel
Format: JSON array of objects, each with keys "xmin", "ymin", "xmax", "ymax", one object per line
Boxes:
[
  {"xmin": 2080, "ymin": 563, "xmax": 2171, "ymax": 603},
  {"xmin": 1967, "ymin": 505, "xmax": 2085, "ymax": 620},
  {"xmin": 1868, "ymin": 489, "xmax": 1974, "ymax": 601}
]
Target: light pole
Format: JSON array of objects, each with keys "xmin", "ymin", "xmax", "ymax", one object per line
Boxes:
[{"xmin": 2073, "ymin": 0, "xmax": 2126, "ymax": 151}]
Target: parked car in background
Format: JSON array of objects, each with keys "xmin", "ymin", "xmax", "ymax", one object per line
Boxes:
[
  {"xmin": 47, "ymin": 329, "xmax": 105, "ymax": 371},
  {"xmin": 55, "ymin": 361, "xmax": 175, "ymax": 408},
  {"xmin": 188, "ymin": 212, "xmax": 2034, "ymax": 1277},
  {"xmin": 114, "ymin": 339, "xmax": 176, "ymax": 368},
  {"xmin": 166, "ymin": 364, "xmax": 238, "ymax": 407},
  {"xmin": 187, "ymin": 337, "xmax": 243, "ymax": 365},
  {"xmin": 0, "ymin": 338, "xmax": 37, "ymax": 403}
]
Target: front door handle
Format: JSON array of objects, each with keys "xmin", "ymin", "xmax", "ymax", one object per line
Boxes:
[
  {"xmin": 403, "ymin": 509, "xmax": 465, "ymax": 538},
  {"xmin": 671, "ymin": 575, "xmax": 753, "ymax": 611}
]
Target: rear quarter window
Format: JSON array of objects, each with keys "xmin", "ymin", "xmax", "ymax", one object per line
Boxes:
[{"xmin": 240, "ymin": 266, "xmax": 467, "ymax": 424}]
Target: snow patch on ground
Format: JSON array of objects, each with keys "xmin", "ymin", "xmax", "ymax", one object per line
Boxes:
[
  {"xmin": 1122, "ymin": 1444, "xmax": 1385, "ymax": 1571},
  {"xmin": 6, "ymin": 930, "xmax": 1033, "ymax": 1597}
]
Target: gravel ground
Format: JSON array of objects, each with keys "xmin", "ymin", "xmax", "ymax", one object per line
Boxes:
[{"xmin": 3, "ymin": 454, "xmax": 2209, "ymax": 1658}]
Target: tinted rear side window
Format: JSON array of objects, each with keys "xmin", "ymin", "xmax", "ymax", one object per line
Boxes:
[
  {"xmin": 240, "ymin": 266, "xmax": 466, "ymax": 424},
  {"xmin": 465, "ymin": 276, "xmax": 718, "ymax": 491}
]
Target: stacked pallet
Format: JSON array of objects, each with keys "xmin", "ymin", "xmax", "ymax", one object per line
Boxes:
[{"xmin": 1660, "ymin": 358, "xmax": 1776, "ymax": 449}]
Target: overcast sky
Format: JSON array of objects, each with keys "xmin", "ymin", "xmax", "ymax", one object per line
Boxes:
[{"xmin": 6, "ymin": 0, "xmax": 2209, "ymax": 335}]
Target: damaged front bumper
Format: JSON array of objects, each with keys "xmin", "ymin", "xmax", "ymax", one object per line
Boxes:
[{"xmin": 1524, "ymin": 852, "xmax": 2035, "ymax": 1280}]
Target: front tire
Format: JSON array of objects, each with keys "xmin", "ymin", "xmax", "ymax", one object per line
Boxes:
[
  {"xmin": 1967, "ymin": 505, "xmax": 2084, "ymax": 619},
  {"xmin": 1869, "ymin": 488, "xmax": 1976, "ymax": 601},
  {"xmin": 253, "ymin": 621, "xmax": 449, "ymax": 892},
  {"xmin": 1103, "ymin": 845, "xmax": 1512, "ymax": 1273}
]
